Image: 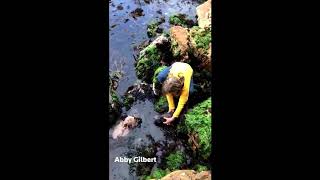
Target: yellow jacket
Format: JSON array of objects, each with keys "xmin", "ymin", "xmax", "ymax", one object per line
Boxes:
[{"xmin": 166, "ymin": 62, "xmax": 193, "ymax": 118}]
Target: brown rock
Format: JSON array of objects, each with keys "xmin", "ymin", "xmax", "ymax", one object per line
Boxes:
[
  {"xmin": 161, "ymin": 170, "xmax": 212, "ymax": 180},
  {"xmin": 195, "ymin": 171, "xmax": 211, "ymax": 180},
  {"xmin": 196, "ymin": 0, "xmax": 212, "ymax": 29},
  {"xmin": 162, "ymin": 170, "xmax": 197, "ymax": 180},
  {"xmin": 169, "ymin": 26, "xmax": 190, "ymax": 62}
]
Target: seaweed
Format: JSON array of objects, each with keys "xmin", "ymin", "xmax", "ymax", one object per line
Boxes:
[
  {"xmin": 190, "ymin": 26, "xmax": 211, "ymax": 52},
  {"xmin": 194, "ymin": 164, "xmax": 209, "ymax": 172},
  {"xmin": 135, "ymin": 44, "xmax": 162, "ymax": 83},
  {"xmin": 165, "ymin": 151, "xmax": 186, "ymax": 171},
  {"xmin": 147, "ymin": 21, "xmax": 163, "ymax": 38},
  {"xmin": 154, "ymin": 95, "xmax": 168, "ymax": 113},
  {"xmin": 170, "ymin": 38, "xmax": 181, "ymax": 58},
  {"xmin": 178, "ymin": 98, "xmax": 212, "ymax": 159},
  {"xmin": 169, "ymin": 14, "xmax": 195, "ymax": 28}
]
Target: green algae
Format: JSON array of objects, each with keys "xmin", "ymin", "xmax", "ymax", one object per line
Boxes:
[
  {"xmin": 147, "ymin": 21, "xmax": 163, "ymax": 38},
  {"xmin": 194, "ymin": 164, "xmax": 208, "ymax": 172},
  {"xmin": 170, "ymin": 38, "xmax": 181, "ymax": 58},
  {"xmin": 169, "ymin": 14, "xmax": 189, "ymax": 27},
  {"xmin": 190, "ymin": 26, "xmax": 211, "ymax": 52},
  {"xmin": 136, "ymin": 44, "xmax": 161, "ymax": 83},
  {"xmin": 166, "ymin": 151, "xmax": 186, "ymax": 171},
  {"xmin": 178, "ymin": 98, "xmax": 212, "ymax": 159},
  {"xmin": 154, "ymin": 95, "xmax": 168, "ymax": 113}
]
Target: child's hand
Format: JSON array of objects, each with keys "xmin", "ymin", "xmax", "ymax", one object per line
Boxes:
[{"xmin": 163, "ymin": 116, "xmax": 175, "ymax": 125}]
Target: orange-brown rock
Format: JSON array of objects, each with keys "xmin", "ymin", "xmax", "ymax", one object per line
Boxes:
[
  {"xmin": 158, "ymin": 170, "xmax": 212, "ymax": 180},
  {"xmin": 169, "ymin": 26, "xmax": 190, "ymax": 62}
]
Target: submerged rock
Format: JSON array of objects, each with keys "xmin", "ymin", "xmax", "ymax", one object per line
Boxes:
[
  {"xmin": 196, "ymin": 0, "xmax": 212, "ymax": 29},
  {"xmin": 169, "ymin": 26, "xmax": 190, "ymax": 62},
  {"xmin": 122, "ymin": 82, "xmax": 154, "ymax": 110},
  {"xmin": 130, "ymin": 8, "xmax": 145, "ymax": 19},
  {"xmin": 116, "ymin": 5, "xmax": 124, "ymax": 10}
]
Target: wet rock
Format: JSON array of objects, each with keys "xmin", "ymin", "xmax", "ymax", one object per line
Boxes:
[
  {"xmin": 133, "ymin": 144, "xmax": 158, "ymax": 176},
  {"xmin": 108, "ymin": 72, "xmax": 122, "ymax": 126},
  {"xmin": 169, "ymin": 26, "xmax": 190, "ymax": 62},
  {"xmin": 122, "ymin": 82, "xmax": 153, "ymax": 109},
  {"xmin": 124, "ymin": 18, "xmax": 129, "ymax": 23},
  {"xmin": 116, "ymin": 5, "xmax": 123, "ymax": 10},
  {"xmin": 154, "ymin": 95, "xmax": 168, "ymax": 113},
  {"xmin": 147, "ymin": 21, "xmax": 162, "ymax": 38},
  {"xmin": 155, "ymin": 27, "xmax": 163, "ymax": 33},
  {"xmin": 196, "ymin": 0, "xmax": 212, "ymax": 29},
  {"xmin": 169, "ymin": 14, "xmax": 195, "ymax": 28},
  {"xmin": 130, "ymin": 8, "xmax": 144, "ymax": 19},
  {"xmin": 156, "ymin": 9, "xmax": 162, "ymax": 15},
  {"xmin": 159, "ymin": 16, "xmax": 165, "ymax": 23},
  {"xmin": 135, "ymin": 35, "xmax": 170, "ymax": 83},
  {"xmin": 148, "ymin": 35, "xmax": 169, "ymax": 48},
  {"xmin": 189, "ymin": 26, "xmax": 212, "ymax": 71}
]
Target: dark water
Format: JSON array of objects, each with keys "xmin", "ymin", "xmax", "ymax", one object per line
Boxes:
[{"xmin": 109, "ymin": 0, "xmax": 200, "ymax": 179}]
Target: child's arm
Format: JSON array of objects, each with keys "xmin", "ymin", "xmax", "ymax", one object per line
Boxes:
[
  {"xmin": 172, "ymin": 69, "xmax": 193, "ymax": 118},
  {"xmin": 166, "ymin": 93, "xmax": 175, "ymax": 112}
]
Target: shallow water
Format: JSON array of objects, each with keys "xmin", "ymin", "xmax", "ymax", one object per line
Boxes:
[{"xmin": 109, "ymin": 0, "xmax": 200, "ymax": 179}]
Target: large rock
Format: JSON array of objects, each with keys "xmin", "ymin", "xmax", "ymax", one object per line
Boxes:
[
  {"xmin": 177, "ymin": 98, "xmax": 212, "ymax": 159},
  {"xmin": 196, "ymin": 0, "xmax": 212, "ymax": 29},
  {"xmin": 160, "ymin": 170, "xmax": 211, "ymax": 180},
  {"xmin": 189, "ymin": 26, "xmax": 212, "ymax": 71},
  {"xmin": 169, "ymin": 26, "xmax": 191, "ymax": 62}
]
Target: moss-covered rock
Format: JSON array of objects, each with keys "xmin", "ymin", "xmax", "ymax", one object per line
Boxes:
[
  {"xmin": 194, "ymin": 164, "xmax": 209, "ymax": 172},
  {"xmin": 189, "ymin": 26, "xmax": 212, "ymax": 71},
  {"xmin": 169, "ymin": 14, "xmax": 195, "ymax": 28},
  {"xmin": 135, "ymin": 44, "xmax": 162, "ymax": 83},
  {"xmin": 140, "ymin": 168, "xmax": 168, "ymax": 180},
  {"xmin": 154, "ymin": 96, "xmax": 168, "ymax": 113},
  {"xmin": 108, "ymin": 72, "xmax": 122, "ymax": 126},
  {"xmin": 135, "ymin": 35, "xmax": 172, "ymax": 83},
  {"xmin": 178, "ymin": 98, "xmax": 212, "ymax": 159},
  {"xmin": 147, "ymin": 20, "xmax": 164, "ymax": 38},
  {"xmin": 165, "ymin": 151, "xmax": 186, "ymax": 171},
  {"xmin": 122, "ymin": 82, "xmax": 154, "ymax": 110}
]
